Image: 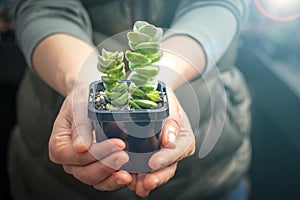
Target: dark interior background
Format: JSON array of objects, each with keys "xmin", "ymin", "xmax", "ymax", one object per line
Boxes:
[{"xmin": 1, "ymin": 1, "xmax": 300, "ymax": 199}]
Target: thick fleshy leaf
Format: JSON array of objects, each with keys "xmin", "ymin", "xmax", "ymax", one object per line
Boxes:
[
  {"xmin": 148, "ymin": 49, "xmax": 163, "ymax": 62},
  {"xmin": 105, "ymin": 103, "xmax": 122, "ymax": 110},
  {"xmin": 135, "ymin": 42, "xmax": 161, "ymax": 55},
  {"xmin": 138, "ymin": 25, "xmax": 160, "ymax": 40},
  {"xmin": 101, "ymin": 76, "xmax": 118, "ymax": 85},
  {"xmin": 130, "ymin": 73, "xmax": 149, "ymax": 86},
  {"xmin": 127, "ymin": 32, "xmax": 152, "ymax": 44},
  {"xmin": 103, "ymin": 82, "xmax": 116, "ymax": 91},
  {"xmin": 147, "ymin": 93, "xmax": 162, "ymax": 102},
  {"xmin": 113, "ymin": 82, "xmax": 128, "ymax": 93},
  {"xmin": 102, "ymin": 48, "xmax": 110, "ymax": 58},
  {"xmin": 133, "ymin": 21, "xmax": 149, "ymax": 31},
  {"xmin": 135, "ymin": 65, "xmax": 160, "ymax": 77},
  {"xmin": 97, "ymin": 63, "xmax": 106, "ymax": 73},
  {"xmin": 105, "ymin": 63, "xmax": 124, "ymax": 75},
  {"xmin": 129, "ymin": 84, "xmax": 146, "ymax": 98},
  {"xmin": 140, "ymin": 84, "xmax": 157, "ymax": 92},
  {"xmin": 102, "ymin": 49, "xmax": 123, "ymax": 61},
  {"xmin": 117, "ymin": 51, "xmax": 124, "ymax": 61},
  {"xmin": 128, "ymin": 42, "xmax": 137, "ymax": 51},
  {"xmin": 98, "ymin": 56, "xmax": 116, "ymax": 69},
  {"xmin": 105, "ymin": 91, "xmax": 123, "ymax": 100},
  {"xmin": 139, "ymin": 80, "xmax": 158, "ymax": 92},
  {"xmin": 125, "ymin": 51, "xmax": 151, "ymax": 65},
  {"xmin": 115, "ymin": 69, "xmax": 126, "ymax": 80},
  {"xmin": 111, "ymin": 93, "xmax": 129, "ymax": 106},
  {"xmin": 134, "ymin": 99, "xmax": 157, "ymax": 108},
  {"xmin": 129, "ymin": 99, "xmax": 142, "ymax": 109},
  {"xmin": 152, "ymin": 28, "xmax": 163, "ymax": 42}
]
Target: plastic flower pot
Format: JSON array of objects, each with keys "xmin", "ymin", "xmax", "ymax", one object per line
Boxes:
[{"xmin": 88, "ymin": 80, "xmax": 169, "ymax": 173}]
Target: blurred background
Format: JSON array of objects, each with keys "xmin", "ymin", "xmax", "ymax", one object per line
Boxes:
[{"xmin": 1, "ymin": 0, "xmax": 300, "ymax": 199}]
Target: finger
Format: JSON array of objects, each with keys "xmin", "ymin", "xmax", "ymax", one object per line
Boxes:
[
  {"xmin": 149, "ymin": 111, "xmax": 195, "ymax": 170},
  {"xmin": 49, "ymin": 96, "xmax": 94, "ymax": 164},
  {"xmin": 71, "ymin": 92, "xmax": 94, "ymax": 153},
  {"xmin": 50, "ymin": 137, "xmax": 126, "ymax": 165},
  {"xmin": 127, "ymin": 173, "xmax": 137, "ymax": 191},
  {"xmin": 135, "ymin": 174, "xmax": 150, "ymax": 197},
  {"xmin": 63, "ymin": 151, "xmax": 129, "ymax": 185},
  {"xmin": 71, "ymin": 119, "xmax": 93, "ymax": 153},
  {"xmin": 150, "ymin": 129, "xmax": 195, "ymax": 170},
  {"xmin": 143, "ymin": 162, "xmax": 177, "ymax": 191},
  {"xmin": 93, "ymin": 170, "xmax": 132, "ymax": 191},
  {"xmin": 161, "ymin": 118, "xmax": 179, "ymax": 149},
  {"xmin": 161, "ymin": 90, "xmax": 181, "ymax": 148}
]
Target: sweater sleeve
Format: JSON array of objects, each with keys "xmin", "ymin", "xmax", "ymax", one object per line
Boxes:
[
  {"xmin": 165, "ymin": 0, "xmax": 249, "ymax": 72},
  {"xmin": 8, "ymin": 0, "xmax": 93, "ymax": 69}
]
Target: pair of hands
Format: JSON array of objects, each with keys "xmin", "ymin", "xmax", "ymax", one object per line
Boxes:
[{"xmin": 48, "ymin": 88, "xmax": 195, "ymax": 197}]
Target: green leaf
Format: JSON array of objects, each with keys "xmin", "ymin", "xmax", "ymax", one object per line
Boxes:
[
  {"xmin": 152, "ymin": 28, "xmax": 163, "ymax": 42},
  {"xmin": 148, "ymin": 49, "xmax": 163, "ymax": 62},
  {"xmin": 127, "ymin": 32, "xmax": 152, "ymax": 44},
  {"xmin": 117, "ymin": 51, "xmax": 124, "ymax": 61},
  {"xmin": 125, "ymin": 51, "xmax": 151, "ymax": 65},
  {"xmin": 138, "ymin": 25, "xmax": 162, "ymax": 42},
  {"xmin": 146, "ymin": 93, "xmax": 162, "ymax": 103},
  {"xmin": 105, "ymin": 63, "xmax": 124, "ymax": 75},
  {"xmin": 101, "ymin": 76, "xmax": 118, "ymax": 85},
  {"xmin": 149, "ymin": 91, "xmax": 161, "ymax": 96},
  {"xmin": 134, "ymin": 65, "xmax": 160, "ymax": 77},
  {"xmin": 128, "ymin": 42, "xmax": 137, "ymax": 51},
  {"xmin": 130, "ymin": 73, "xmax": 149, "ymax": 86},
  {"xmin": 105, "ymin": 91, "xmax": 123, "ymax": 100},
  {"xmin": 103, "ymin": 82, "xmax": 116, "ymax": 91},
  {"xmin": 102, "ymin": 48, "xmax": 110, "ymax": 58},
  {"xmin": 129, "ymin": 84, "xmax": 146, "ymax": 98},
  {"xmin": 97, "ymin": 55, "xmax": 116, "ymax": 69},
  {"xmin": 111, "ymin": 93, "xmax": 129, "ymax": 106},
  {"xmin": 135, "ymin": 42, "xmax": 161, "ymax": 55},
  {"xmin": 133, "ymin": 21, "xmax": 149, "ymax": 31},
  {"xmin": 140, "ymin": 85, "xmax": 156, "ymax": 93},
  {"xmin": 139, "ymin": 80, "xmax": 158, "ymax": 92},
  {"xmin": 113, "ymin": 82, "xmax": 128, "ymax": 93},
  {"xmin": 129, "ymin": 99, "xmax": 142, "ymax": 109},
  {"xmin": 105, "ymin": 103, "xmax": 121, "ymax": 110},
  {"xmin": 134, "ymin": 99, "xmax": 157, "ymax": 108}
]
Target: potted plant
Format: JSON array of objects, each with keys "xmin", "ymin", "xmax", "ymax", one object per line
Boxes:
[{"xmin": 88, "ymin": 21, "xmax": 169, "ymax": 173}]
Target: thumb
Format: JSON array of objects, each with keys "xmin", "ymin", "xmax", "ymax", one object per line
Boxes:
[
  {"xmin": 161, "ymin": 90, "xmax": 181, "ymax": 149},
  {"xmin": 71, "ymin": 91, "xmax": 94, "ymax": 153},
  {"xmin": 72, "ymin": 120, "xmax": 93, "ymax": 153}
]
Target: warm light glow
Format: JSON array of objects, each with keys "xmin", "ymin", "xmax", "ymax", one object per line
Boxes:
[
  {"xmin": 254, "ymin": 0, "xmax": 300, "ymax": 21},
  {"xmin": 272, "ymin": 0, "xmax": 299, "ymax": 10}
]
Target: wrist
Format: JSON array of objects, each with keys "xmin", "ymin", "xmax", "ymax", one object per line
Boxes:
[{"xmin": 158, "ymin": 35, "xmax": 206, "ymax": 90}]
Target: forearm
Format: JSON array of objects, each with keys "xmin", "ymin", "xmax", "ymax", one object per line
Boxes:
[
  {"xmin": 166, "ymin": 0, "xmax": 249, "ymax": 76},
  {"xmin": 32, "ymin": 34, "xmax": 95, "ymax": 96},
  {"xmin": 158, "ymin": 35, "xmax": 206, "ymax": 90},
  {"xmin": 10, "ymin": 0, "xmax": 93, "ymax": 96}
]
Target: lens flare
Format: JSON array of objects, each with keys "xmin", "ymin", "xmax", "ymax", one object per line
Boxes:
[{"xmin": 254, "ymin": 0, "xmax": 300, "ymax": 21}]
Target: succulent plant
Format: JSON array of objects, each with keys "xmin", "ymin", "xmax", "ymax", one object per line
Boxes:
[
  {"xmin": 125, "ymin": 21, "xmax": 164, "ymax": 109},
  {"xmin": 96, "ymin": 21, "xmax": 163, "ymax": 110},
  {"xmin": 97, "ymin": 49, "xmax": 129, "ymax": 110}
]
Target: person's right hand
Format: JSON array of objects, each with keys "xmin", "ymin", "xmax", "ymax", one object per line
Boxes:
[{"xmin": 48, "ymin": 92, "xmax": 132, "ymax": 191}]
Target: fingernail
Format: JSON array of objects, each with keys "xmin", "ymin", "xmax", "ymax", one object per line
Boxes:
[
  {"xmin": 166, "ymin": 131, "xmax": 176, "ymax": 148},
  {"xmin": 152, "ymin": 163, "xmax": 162, "ymax": 171},
  {"xmin": 149, "ymin": 178, "xmax": 159, "ymax": 190},
  {"xmin": 117, "ymin": 179, "xmax": 125, "ymax": 185},
  {"xmin": 115, "ymin": 156, "xmax": 128, "ymax": 168},
  {"xmin": 168, "ymin": 131, "xmax": 176, "ymax": 143}
]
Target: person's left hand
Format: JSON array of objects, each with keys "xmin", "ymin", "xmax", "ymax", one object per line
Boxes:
[{"xmin": 128, "ymin": 91, "xmax": 196, "ymax": 197}]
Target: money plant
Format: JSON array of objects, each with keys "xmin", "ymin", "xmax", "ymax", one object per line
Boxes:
[{"xmin": 97, "ymin": 21, "xmax": 164, "ymax": 110}]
